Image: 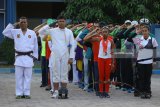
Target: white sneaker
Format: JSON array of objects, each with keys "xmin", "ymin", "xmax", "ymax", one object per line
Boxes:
[
  {"xmin": 50, "ymin": 89, "xmax": 54, "ymax": 94},
  {"xmin": 83, "ymin": 86, "xmax": 88, "ymax": 91},
  {"xmin": 50, "ymin": 89, "xmax": 53, "ymax": 92},
  {"xmin": 51, "ymin": 90, "xmax": 59, "ymax": 98}
]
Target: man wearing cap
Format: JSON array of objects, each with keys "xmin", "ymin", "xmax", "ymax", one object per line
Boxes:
[
  {"xmin": 139, "ymin": 18, "xmax": 154, "ymax": 37},
  {"xmin": 2, "ymin": 16, "xmax": 38, "ymax": 99},
  {"xmin": 121, "ymin": 20, "xmax": 139, "ymax": 93},
  {"xmin": 125, "ymin": 20, "xmax": 131, "ymax": 24},
  {"xmin": 112, "ymin": 21, "xmax": 130, "ymax": 89}
]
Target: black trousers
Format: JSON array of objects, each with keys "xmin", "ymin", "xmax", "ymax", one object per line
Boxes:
[
  {"xmin": 124, "ymin": 58, "xmax": 134, "ymax": 89},
  {"xmin": 68, "ymin": 64, "xmax": 73, "ymax": 82},
  {"xmin": 88, "ymin": 60, "xmax": 94, "ymax": 89},
  {"xmin": 137, "ymin": 63, "xmax": 152, "ymax": 94},
  {"xmin": 41, "ymin": 56, "xmax": 48, "ymax": 86},
  {"xmin": 120, "ymin": 57, "xmax": 134, "ymax": 89},
  {"xmin": 114, "ymin": 58, "xmax": 122, "ymax": 87}
]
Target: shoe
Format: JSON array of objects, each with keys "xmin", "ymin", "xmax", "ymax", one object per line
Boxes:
[
  {"xmin": 145, "ymin": 93, "xmax": 152, "ymax": 99},
  {"xmin": 40, "ymin": 84, "xmax": 47, "ymax": 87},
  {"xmin": 78, "ymin": 83, "xmax": 83, "ymax": 89},
  {"xmin": 127, "ymin": 89, "xmax": 132, "ymax": 93},
  {"xmin": 15, "ymin": 95, "xmax": 23, "ymax": 99},
  {"xmin": 74, "ymin": 82, "xmax": 78, "ymax": 85},
  {"xmin": 87, "ymin": 88, "xmax": 94, "ymax": 93},
  {"xmin": 95, "ymin": 92, "xmax": 99, "ymax": 96},
  {"xmin": 103, "ymin": 92, "xmax": 110, "ymax": 98},
  {"xmin": 115, "ymin": 86, "xmax": 121, "ymax": 90},
  {"xmin": 99, "ymin": 92, "xmax": 104, "ymax": 98},
  {"xmin": 24, "ymin": 95, "xmax": 31, "ymax": 99},
  {"xmin": 109, "ymin": 84, "xmax": 112, "ymax": 88},
  {"xmin": 131, "ymin": 88, "xmax": 135, "ymax": 92},
  {"xmin": 50, "ymin": 89, "xmax": 54, "ymax": 94},
  {"xmin": 50, "ymin": 89, "xmax": 53, "ymax": 92},
  {"xmin": 122, "ymin": 88, "xmax": 127, "ymax": 91},
  {"xmin": 22, "ymin": 95, "xmax": 25, "ymax": 98},
  {"xmin": 58, "ymin": 88, "xmax": 68, "ymax": 99},
  {"xmin": 51, "ymin": 90, "xmax": 59, "ymax": 99},
  {"xmin": 141, "ymin": 93, "xmax": 146, "ymax": 99},
  {"xmin": 83, "ymin": 86, "xmax": 88, "ymax": 91},
  {"xmin": 45, "ymin": 86, "xmax": 51, "ymax": 91},
  {"xmin": 134, "ymin": 92, "xmax": 140, "ymax": 97},
  {"xmin": 79, "ymin": 84, "xmax": 84, "ymax": 89}
]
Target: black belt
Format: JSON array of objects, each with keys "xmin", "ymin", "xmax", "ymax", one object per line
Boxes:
[
  {"xmin": 15, "ymin": 50, "xmax": 37, "ymax": 61},
  {"xmin": 137, "ymin": 57, "xmax": 153, "ymax": 63},
  {"xmin": 137, "ymin": 57, "xmax": 160, "ymax": 63}
]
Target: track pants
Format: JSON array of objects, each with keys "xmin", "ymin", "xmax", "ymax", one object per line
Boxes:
[{"xmin": 98, "ymin": 58, "xmax": 112, "ymax": 93}]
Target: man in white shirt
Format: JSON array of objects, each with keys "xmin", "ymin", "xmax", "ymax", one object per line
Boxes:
[
  {"xmin": 39, "ymin": 16, "xmax": 74, "ymax": 98},
  {"xmin": 2, "ymin": 17, "xmax": 38, "ymax": 99}
]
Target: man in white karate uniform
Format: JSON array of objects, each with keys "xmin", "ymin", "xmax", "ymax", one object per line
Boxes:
[
  {"xmin": 2, "ymin": 17, "xmax": 38, "ymax": 99},
  {"xmin": 39, "ymin": 16, "xmax": 74, "ymax": 98}
]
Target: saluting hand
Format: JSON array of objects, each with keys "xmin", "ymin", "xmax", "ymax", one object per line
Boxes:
[{"xmin": 13, "ymin": 22, "xmax": 19, "ymax": 27}]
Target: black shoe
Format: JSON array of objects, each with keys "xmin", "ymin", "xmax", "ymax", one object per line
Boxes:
[
  {"xmin": 15, "ymin": 95, "xmax": 23, "ymax": 99},
  {"xmin": 99, "ymin": 92, "xmax": 104, "ymax": 98},
  {"xmin": 103, "ymin": 92, "xmax": 110, "ymax": 98},
  {"xmin": 22, "ymin": 95, "xmax": 25, "ymax": 98},
  {"xmin": 145, "ymin": 93, "xmax": 152, "ymax": 99},
  {"xmin": 134, "ymin": 92, "xmax": 140, "ymax": 97},
  {"xmin": 45, "ymin": 86, "xmax": 51, "ymax": 91},
  {"xmin": 95, "ymin": 92, "xmax": 99, "ymax": 96},
  {"xmin": 24, "ymin": 95, "xmax": 31, "ymax": 99},
  {"xmin": 40, "ymin": 84, "xmax": 46, "ymax": 87},
  {"xmin": 58, "ymin": 88, "xmax": 68, "ymax": 99},
  {"xmin": 141, "ymin": 93, "xmax": 146, "ymax": 99}
]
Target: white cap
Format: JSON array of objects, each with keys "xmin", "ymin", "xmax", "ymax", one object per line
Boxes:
[
  {"xmin": 139, "ymin": 18, "xmax": 149, "ymax": 24},
  {"xmin": 125, "ymin": 20, "xmax": 131, "ymax": 24},
  {"xmin": 131, "ymin": 21, "xmax": 138, "ymax": 25}
]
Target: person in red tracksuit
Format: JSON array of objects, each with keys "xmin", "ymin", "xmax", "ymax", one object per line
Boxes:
[{"xmin": 98, "ymin": 26, "xmax": 115, "ymax": 98}]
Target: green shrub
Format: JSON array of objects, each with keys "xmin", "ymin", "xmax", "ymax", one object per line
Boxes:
[{"xmin": 0, "ymin": 37, "xmax": 14, "ymax": 64}]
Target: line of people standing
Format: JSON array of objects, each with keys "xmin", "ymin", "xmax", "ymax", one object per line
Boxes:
[{"xmin": 2, "ymin": 16, "xmax": 158, "ymax": 99}]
